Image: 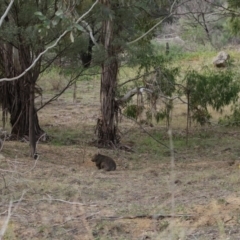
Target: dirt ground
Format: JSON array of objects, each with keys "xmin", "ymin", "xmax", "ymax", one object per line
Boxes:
[{"xmin": 1, "ymin": 82, "xmax": 240, "ymax": 240}]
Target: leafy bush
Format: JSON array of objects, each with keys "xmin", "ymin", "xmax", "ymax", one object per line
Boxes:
[{"xmin": 182, "ymin": 67, "xmax": 240, "ymax": 125}]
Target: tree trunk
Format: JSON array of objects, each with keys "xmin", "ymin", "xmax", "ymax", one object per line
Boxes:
[
  {"xmin": 97, "ymin": 0, "xmax": 120, "ymax": 145},
  {"xmin": 4, "ymin": 78, "xmax": 44, "ymax": 141},
  {"xmin": 73, "ymin": 80, "xmax": 77, "ymax": 103},
  {"xmin": 99, "ymin": 58, "xmax": 119, "ymax": 144},
  {"xmin": 0, "ymin": 43, "xmax": 44, "ymax": 150}
]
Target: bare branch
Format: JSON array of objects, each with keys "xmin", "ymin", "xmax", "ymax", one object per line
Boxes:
[
  {"xmin": 0, "ymin": 200, "xmax": 12, "ymax": 239},
  {"xmin": 117, "ymin": 85, "xmax": 186, "ymax": 105},
  {"xmin": 0, "ymin": 0, "xmax": 99, "ymax": 83},
  {"xmin": 117, "ymin": 87, "xmax": 152, "ymax": 103},
  {"xmin": 0, "ymin": 0, "xmax": 14, "ymax": 28},
  {"xmin": 45, "ymin": 195, "xmax": 92, "ymax": 206},
  {"xmin": 81, "ymin": 20, "xmax": 99, "ymax": 46},
  {"xmin": 13, "ymin": 196, "xmax": 97, "ymax": 207},
  {"xmin": 0, "ymin": 190, "xmax": 26, "ymax": 239},
  {"xmin": 128, "ymin": 0, "xmax": 178, "ymax": 45}
]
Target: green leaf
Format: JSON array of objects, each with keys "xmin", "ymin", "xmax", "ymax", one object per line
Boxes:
[
  {"xmin": 67, "ymin": 25, "xmax": 73, "ymax": 31},
  {"xmin": 74, "ymin": 23, "xmax": 85, "ymax": 32},
  {"xmin": 55, "ymin": 9, "xmax": 64, "ymax": 16},
  {"xmin": 35, "ymin": 11, "xmax": 47, "ymax": 21},
  {"xmin": 34, "ymin": 11, "xmax": 43, "ymax": 16}
]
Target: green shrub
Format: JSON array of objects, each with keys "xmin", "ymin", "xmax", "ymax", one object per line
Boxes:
[{"xmin": 182, "ymin": 67, "xmax": 240, "ymax": 125}]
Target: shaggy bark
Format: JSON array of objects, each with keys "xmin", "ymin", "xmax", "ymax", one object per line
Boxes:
[
  {"xmin": 0, "ymin": 43, "xmax": 44, "ymax": 156},
  {"xmin": 99, "ymin": 57, "xmax": 119, "ymax": 144},
  {"xmin": 98, "ymin": 0, "xmax": 120, "ymax": 145}
]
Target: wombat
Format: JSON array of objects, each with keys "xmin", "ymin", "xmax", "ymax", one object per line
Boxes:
[{"xmin": 91, "ymin": 154, "xmax": 116, "ymax": 171}]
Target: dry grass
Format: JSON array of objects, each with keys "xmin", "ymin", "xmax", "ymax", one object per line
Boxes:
[
  {"xmin": 1, "ymin": 125, "xmax": 240, "ymax": 239},
  {"xmin": 1, "ymin": 53, "xmax": 240, "ymax": 239}
]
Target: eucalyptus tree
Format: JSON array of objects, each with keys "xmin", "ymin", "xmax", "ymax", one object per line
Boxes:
[
  {"xmin": 0, "ymin": 0, "xmax": 97, "ymax": 157},
  {"xmin": 0, "ymin": 0, "xmax": 58, "ymax": 156},
  {"xmin": 95, "ymin": 0, "xmax": 177, "ymax": 146}
]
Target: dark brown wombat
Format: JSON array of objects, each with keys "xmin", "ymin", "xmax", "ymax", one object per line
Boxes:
[{"xmin": 91, "ymin": 154, "xmax": 116, "ymax": 171}]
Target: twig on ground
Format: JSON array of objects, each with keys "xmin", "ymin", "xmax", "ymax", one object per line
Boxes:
[
  {"xmin": 0, "ymin": 130, "xmax": 7, "ymax": 152},
  {"xmin": 52, "ymin": 215, "xmax": 84, "ymax": 227},
  {"xmin": 22, "ymin": 157, "xmax": 39, "ymax": 174},
  {"xmin": 0, "ymin": 139, "xmax": 3, "ymax": 152},
  {"xmin": 0, "ymin": 200, "xmax": 12, "ymax": 239},
  {"xmin": 46, "ymin": 195, "xmax": 93, "ymax": 206},
  {"xmin": 0, "ymin": 190, "xmax": 27, "ymax": 239},
  {"xmin": 0, "ymin": 210, "xmax": 8, "ymax": 216},
  {"xmin": 86, "ymin": 213, "xmax": 195, "ymax": 220},
  {"xmin": 0, "ymin": 154, "xmax": 39, "ymax": 176},
  {"xmin": 13, "ymin": 196, "xmax": 98, "ymax": 207},
  {"xmin": 1, "ymin": 174, "xmax": 7, "ymax": 188}
]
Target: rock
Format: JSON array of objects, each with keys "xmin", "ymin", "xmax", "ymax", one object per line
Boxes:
[{"xmin": 213, "ymin": 51, "xmax": 230, "ymax": 68}]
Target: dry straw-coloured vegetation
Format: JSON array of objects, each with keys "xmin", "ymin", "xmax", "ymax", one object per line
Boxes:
[{"xmin": 1, "ymin": 52, "xmax": 240, "ymax": 240}]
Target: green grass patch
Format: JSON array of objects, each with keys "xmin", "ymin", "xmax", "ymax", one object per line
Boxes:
[{"xmin": 46, "ymin": 126, "xmax": 92, "ymax": 146}]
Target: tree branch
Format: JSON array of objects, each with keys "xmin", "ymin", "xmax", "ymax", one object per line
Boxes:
[
  {"xmin": 0, "ymin": 0, "xmax": 99, "ymax": 82},
  {"xmin": 127, "ymin": 0, "xmax": 178, "ymax": 45},
  {"xmin": 81, "ymin": 20, "xmax": 99, "ymax": 47},
  {"xmin": 118, "ymin": 69, "xmax": 158, "ymax": 88},
  {"xmin": 0, "ymin": 0, "xmax": 14, "ymax": 28},
  {"xmin": 117, "ymin": 87, "xmax": 153, "ymax": 104}
]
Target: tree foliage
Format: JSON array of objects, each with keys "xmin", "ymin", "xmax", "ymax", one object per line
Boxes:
[{"xmin": 223, "ymin": 0, "xmax": 240, "ymax": 37}]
